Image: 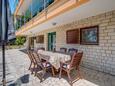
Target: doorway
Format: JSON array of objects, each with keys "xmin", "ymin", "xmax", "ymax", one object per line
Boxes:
[{"xmin": 48, "ymin": 32, "xmax": 56, "ymax": 51}]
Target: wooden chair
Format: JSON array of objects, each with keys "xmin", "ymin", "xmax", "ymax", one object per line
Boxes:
[
  {"xmin": 68, "ymin": 48, "xmax": 78, "ymax": 54},
  {"xmin": 35, "ymin": 47, "xmax": 45, "ymax": 52},
  {"xmin": 31, "ymin": 52, "xmax": 55, "ymax": 82},
  {"xmin": 37, "ymin": 47, "xmax": 45, "ymax": 51},
  {"xmin": 40, "ymin": 47, "xmax": 45, "ymax": 50},
  {"xmin": 60, "ymin": 48, "xmax": 67, "ymax": 53},
  {"xmin": 27, "ymin": 50, "xmax": 36, "ymax": 74},
  {"xmin": 59, "ymin": 52, "xmax": 83, "ymax": 86}
]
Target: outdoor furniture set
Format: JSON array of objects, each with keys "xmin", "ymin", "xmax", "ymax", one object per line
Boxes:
[{"xmin": 27, "ymin": 48, "xmax": 83, "ymax": 86}]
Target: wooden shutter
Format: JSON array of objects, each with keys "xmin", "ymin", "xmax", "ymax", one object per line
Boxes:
[
  {"xmin": 36, "ymin": 35, "xmax": 44, "ymax": 43},
  {"xmin": 66, "ymin": 29, "xmax": 80, "ymax": 44}
]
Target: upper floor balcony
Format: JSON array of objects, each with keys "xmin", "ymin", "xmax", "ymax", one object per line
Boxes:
[
  {"xmin": 15, "ymin": 0, "xmax": 89, "ymax": 35},
  {"xmin": 15, "ymin": 0, "xmax": 55, "ymax": 30}
]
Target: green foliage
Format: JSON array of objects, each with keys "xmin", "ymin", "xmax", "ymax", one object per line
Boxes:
[
  {"xmin": 25, "ymin": 9, "xmax": 31, "ymax": 22},
  {"xmin": 15, "ymin": 11, "xmax": 31, "ymax": 30},
  {"xmin": 15, "ymin": 19, "xmax": 20, "ymax": 30},
  {"xmin": 15, "ymin": 37, "xmax": 26, "ymax": 45},
  {"xmin": 15, "ymin": 15, "xmax": 25, "ymax": 30}
]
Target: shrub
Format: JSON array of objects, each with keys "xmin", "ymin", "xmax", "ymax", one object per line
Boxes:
[{"xmin": 15, "ymin": 37, "xmax": 26, "ymax": 45}]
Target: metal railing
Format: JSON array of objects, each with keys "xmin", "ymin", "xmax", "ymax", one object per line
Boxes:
[{"xmin": 13, "ymin": 0, "xmax": 19, "ymax": 13}]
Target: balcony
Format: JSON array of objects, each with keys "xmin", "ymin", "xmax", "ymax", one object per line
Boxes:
[
  {"xmin": 15, "ymin": 0, "xmax": 89, "ymax": 35},
  {"xmin": 15, "ymin": 0, "xmax": 55, "ymax": 30}
]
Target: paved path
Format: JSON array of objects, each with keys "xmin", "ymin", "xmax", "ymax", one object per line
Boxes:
[
  {"xmin": 0, "ymin": 50, "xmax": 13, "ymax": 86},
  {"xmin": 0, "ymin": 49, "xmax": 115, "ymax": 86}
]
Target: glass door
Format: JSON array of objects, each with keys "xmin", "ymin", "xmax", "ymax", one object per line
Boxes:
[{"xmin": 48, "ymin": 32, "xmax": 56, "ymax": 51}]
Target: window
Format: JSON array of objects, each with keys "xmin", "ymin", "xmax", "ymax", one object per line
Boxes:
[
  {"xmin": 66, "ymin": 29, "xmax": 80, "ymax": 44},
  {"xmin": 36, "ymin": 35, "xmax": 44, "ymax": 43}
]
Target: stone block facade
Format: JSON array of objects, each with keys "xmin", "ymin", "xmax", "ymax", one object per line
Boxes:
[{"xmin": 33, "ymin": 10, "xmax": 115, "ymax": 75}]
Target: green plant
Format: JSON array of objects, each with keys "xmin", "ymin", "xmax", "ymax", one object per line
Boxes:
[
  {"xmin": 25, "ymin": 9, "xmax": 31, "ymax": 22},
  {"xmin": 15, "ymin": 37, "xmax": 26, "ymax": 45},
  {"xmin": 15, "ymin": 19, "xmax": 20, "ymax": 30},
  {"xmin": 15, "ymin": 15, "xmax": 25, "ymax": 30}
]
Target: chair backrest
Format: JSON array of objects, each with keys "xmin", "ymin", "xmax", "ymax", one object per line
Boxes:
[
  {"xmin": 32, "ymin": 52, "xmax": 47, "ymax": 80},
  {"xmin": 70, "ymin": 52, "xmax": 83, "ymax": 69},
  {"xmin": 40, "ymin": 47, "xmax": 45, "ymax": 50},
  {"xmin": 32, "ymin": 52, "xmax": 41, "ymax": 63},
  {"xmin": 37, "ymin": 47, "xmax": 45, "ymax": 50},
  {"xmin": 28, "ymin": 50, "xmax": 40, "ymax": 64},
  {"xmin": 27, "ymin": 50, "xmax": 34, "ymax": 62},
  {"xmin": 32, "ymin": 52, "xmax": 46, "ymax": 70},
  {"xmin": 68, "ymin": 48, "xmax": 78, "ymax": 54},
  {"xmin": 60, "ymin": 48, "xmax": 67, "ymax": 53}
]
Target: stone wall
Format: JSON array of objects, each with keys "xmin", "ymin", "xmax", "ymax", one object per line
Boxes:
[{"xmin": 34, "ymin": 10, "xmax": 115, "ymax": 75}]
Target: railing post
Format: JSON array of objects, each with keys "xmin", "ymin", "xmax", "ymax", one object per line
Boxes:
[
  {"xmin": 44, "ymin": 0, "xmax": 47, "ymax": 19},
  {"xmin": 20, "ymin": 16, "xmax": 21, "ymax": 28},
  {"xmin": 24, "ymin": 13, "xmax": 25, "ymax": 24},
  {"xmin": 30, "ymin": 0, "xmax": 32, "ymax": 18}
]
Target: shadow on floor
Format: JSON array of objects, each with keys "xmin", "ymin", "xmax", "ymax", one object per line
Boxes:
[
  {"xmin": 8, "ymin": 74, "xmax": 29, "ymax": 86},
  {"xmin": 19, "ymin": 48, "xmax": 34, "ymax": 54},
  {"xmin": 19, "ymin": 49, "xmax": 27, "ymax": 54}
]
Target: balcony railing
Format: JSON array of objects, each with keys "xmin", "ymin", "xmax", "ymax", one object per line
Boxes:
[
  {"xmin": 15, "ymin": 0, "xmax": 55, "ymax": 30},
  {"xmin": 13, "ymin": 0, "xmax": 19, "ymax": 13}
]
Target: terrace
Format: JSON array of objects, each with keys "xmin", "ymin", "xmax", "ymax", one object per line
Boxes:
[{"xmin": 0, "ymin": 49, "xmax": 115, "ymax": 86}]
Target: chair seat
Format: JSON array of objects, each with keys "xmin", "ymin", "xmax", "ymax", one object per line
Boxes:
[
  {"xmin": 62, "ymin": 64, "xmax": 70, "ymax": 69},
  {"xmin": 42, "ymin": 62, "xmax": 51, "ymax": 67}
]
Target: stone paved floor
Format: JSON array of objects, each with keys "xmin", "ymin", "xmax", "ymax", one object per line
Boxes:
[{"xmin": 0, "ymin": 49, "xmax": 115, "ymax": 86}]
